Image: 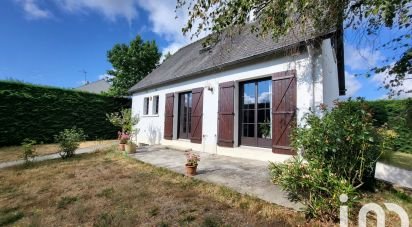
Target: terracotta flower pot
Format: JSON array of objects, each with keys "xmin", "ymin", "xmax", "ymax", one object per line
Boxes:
[
  {"xmin": 185, "ymin": 164, "xmax": 198, "ymax": 176},
  {"xmin": 118, "ymin": 143, "xmax": 125, "ymax": 151},
  {"xmin": 125, "ymin": 143, "xmax": 136, "ymax": 153}
]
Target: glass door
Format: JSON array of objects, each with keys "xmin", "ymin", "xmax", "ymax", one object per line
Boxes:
[
  {"xmin": 178, "ymin": 92, "xmax": 192, "ymax": 139},
  {"xmin": 240, "ymin": 78, "xmax": 272, "ymax": 148}
]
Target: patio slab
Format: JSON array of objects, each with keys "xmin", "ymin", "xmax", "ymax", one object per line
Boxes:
[{"xmin": 130, "ymin": 145, "xmax": 303, "ymax": 210}]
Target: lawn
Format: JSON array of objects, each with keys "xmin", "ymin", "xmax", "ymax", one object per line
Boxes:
[
  {"xmin": 382, "ymin": 152, "xmax": 412, "ymax": 171},
  {"xmin": 0, "ymin": 140, "xmax": 116, "ymax": 163},
  {"xmin": 0, "ymin": 148, "xmax": 410, "ymax": 226},
  {"xmin": 0, "ymin": 149, "xmax": 304, "ymax": 226}
]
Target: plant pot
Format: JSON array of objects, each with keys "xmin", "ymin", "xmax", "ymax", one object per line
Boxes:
[
  {"xmin": 118, "ymin": 143, "xmax": 125, "ymax": 151},
  {"xmin": 125, "ymin": 143, "xmax": 136, "ymax": 153},
  {"xmin": 185, "ymin": 164, "xmax": 198, "ymax": 176}
]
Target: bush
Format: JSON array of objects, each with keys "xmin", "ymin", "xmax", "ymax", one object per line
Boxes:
[
  {"xmin": 293, "ymin": 99, "xmax": 382, "ymax": 188},
  {"xmin": 366, "ymin": 98, "xmax": 412, "ymax": 153},
  {"xmin": 0, "ymin": 80, "xmax": 130, "ymax": 146},
  {"xmin": 54, "ymin": 127, "xmax": 86, "ymax": 159},
  {"xmin": 269, "ymin": 158, "xmax": 358, "ymax": 222},
  {"xmin": 21, "ymin": 139, "xmax": 37, "ymax": 164}
]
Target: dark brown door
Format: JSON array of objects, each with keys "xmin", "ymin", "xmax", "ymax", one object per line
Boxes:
[
  {"xmin": 239, "ymin": 78, "xmax": 272, "ymax": 148},
  {"xmin": 164, "ymin": 93, "xmax": 174, "ymax": 140},
  {"xmin": 272, "ymin": 70, "xmax": 297, "ymax": 155},
  {"xmin": 178, "ymin": 92, "xmax": 192, "ymax": 139},
  {"xmin": 217, "ymin": 81, "xmax": 235, "ymax": 147},
  {"xmin": 190, "ymin": 88, "xmax": 204, "ymax": 143}
]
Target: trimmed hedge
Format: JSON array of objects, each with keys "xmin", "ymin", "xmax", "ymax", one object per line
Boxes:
[
  {"xmin": 366, "ymin": 98, "xmax": 412, "ymax": 153},
  {"xmin": 0, "ymin": 81, "xmax": 130, "ymax": 146}
]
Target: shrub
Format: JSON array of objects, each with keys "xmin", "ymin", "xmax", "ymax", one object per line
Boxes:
[
  {"xmin": 269, "ymin": 158, "xmax": 358, "ymax": 222},
  {"xmin": 21, "ymin": 139, "xmax": 37, "ymax": 164},
  {"xmin": 293, "ymin": 99, "xmax": 382, "ymax": 188},
  {"xmin": 0, "ymin": 80, "xmax": 130, "ymax": 146},
  {"xmin": 106, "ymin": 108, "xmax": 139, "ymax": 135},
  {"xmin": 54, "ymin": 127, "xmax": 86, "ymax": 159}
]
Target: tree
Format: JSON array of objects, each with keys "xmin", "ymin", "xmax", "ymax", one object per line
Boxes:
[
  {"xmin": 163, "ymin": 51, "xmax": 173, "ymax": 62},
  {"xmin": 107, "ymin": 35, "xmax": 161, "ymax": 96},
  {"xmin": 176, "ymin": 0, "xmax": 411, "ymax": 97}
]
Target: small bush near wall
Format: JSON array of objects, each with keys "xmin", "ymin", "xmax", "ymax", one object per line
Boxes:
[
  {"xmin": 0, "ymin": 81, "xmax": 130, "ymax": 146},
  {"xmin": 366, "ymin": 98, "xmax": 412, "ymax": 153}
]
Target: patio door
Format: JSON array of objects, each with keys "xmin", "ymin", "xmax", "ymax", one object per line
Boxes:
[
  {"xmin": 239, "ymin": 78, "xmax": 272, "ymax": 148},
  {"xmin": 178, "ymin": 92, "xmax": 192, "ymax": 139}
]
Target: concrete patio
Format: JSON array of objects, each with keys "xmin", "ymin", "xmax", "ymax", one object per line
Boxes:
[{"xmin": 130, "ymin": 145, "xmax": 302, "ymax": 210}]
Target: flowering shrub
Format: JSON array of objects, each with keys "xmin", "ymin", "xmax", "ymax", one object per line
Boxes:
[
  {"xmin": 118, "ymin": 132, "xmax": 130, "ymax": 144},
  {"xmin": 185, "ymin": 151, "xmax": 200, "ymax": 166},
  {"xmin": 269, "ymin": 158, "xmax": 358, "ymax": 222},
  {"xmin": 54, "ymin": 127, "xmax": 86, "ymax": 159}
]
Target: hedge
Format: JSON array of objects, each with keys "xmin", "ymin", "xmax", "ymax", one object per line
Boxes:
[
  {"xmin": 0, "ymin": 81, "xmax": 131, "ymax": 146},
  {"xmin": 366, "ymin": 98, "xmax": 412, "ymax": 153}
]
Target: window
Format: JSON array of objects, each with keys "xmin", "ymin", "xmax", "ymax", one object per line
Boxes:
[
  {"xmin": 239, "ymin": 78, "xmax": 272, "ymax": 148},
  {"xmin": 178, "ymin": 92, "xmax": 192, "ymax": 139},
  {"xmin": 152, "ymin": 96, "xmax": 159, "ymax": 115},
  {"xmin": 143, "ymin": 97, "xmax": 149, "ymax": 115}
]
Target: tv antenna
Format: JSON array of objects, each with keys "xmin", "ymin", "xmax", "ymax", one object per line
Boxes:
[{"xmin": 79, "ymin": 69, "xmax": 88, "ymax": 84}]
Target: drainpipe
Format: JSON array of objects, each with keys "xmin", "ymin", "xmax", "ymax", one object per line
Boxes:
[{"xmin": 307, "ymin": 43, "xmax": 317, "ymax": 111}]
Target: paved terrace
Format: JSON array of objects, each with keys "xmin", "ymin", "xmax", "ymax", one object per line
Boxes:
[{"xmin": 130, "ymin": 145, "xmax": 302, "ymax": 210}]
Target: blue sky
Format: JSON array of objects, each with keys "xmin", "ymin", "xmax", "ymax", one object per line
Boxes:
[{"xmin": 0, "ymin": 0, "xmax": 409, "ymax": 100}]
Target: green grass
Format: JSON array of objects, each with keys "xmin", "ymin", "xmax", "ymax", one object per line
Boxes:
[{"xmin": 382, "ymin": 152, "xmax": 412, "ymax": 171}]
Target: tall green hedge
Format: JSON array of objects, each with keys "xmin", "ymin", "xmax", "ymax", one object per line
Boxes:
[
  {"xmin": 366, "ymin": 98, "xmax": 412, "ymax": 153},
  {"xmin": 0, "ymin": 81, "xmax": 131, "ymax": 146}
]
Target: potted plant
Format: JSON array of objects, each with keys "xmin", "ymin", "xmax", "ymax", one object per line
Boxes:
[
  {"xmin": 106, "ymin": 109, "xmax": 139, "ymax": 151},
  {"xmin": 118, "ymin": 132, "xmax": 129, "ymax": 151},
  {"xmin": 185, "ymin": 151, "xmax": 200, "ymax": 176},
  {"xmin": 125, "ymin": 140, "xmax": 137, "ymax": 153},
  {"xmin": 259, "ymin": 119, "xmax": 271, "ymax": 139}
]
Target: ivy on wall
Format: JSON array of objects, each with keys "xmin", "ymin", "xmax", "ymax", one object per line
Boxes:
[{"xmin": 0, "ymin": 81, "xmax": 131, "ymax": 146}]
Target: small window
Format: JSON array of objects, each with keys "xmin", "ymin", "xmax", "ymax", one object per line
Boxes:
[
  {"xmin": 143, "ymin": 97, "xmax": 149, "ymax": 115},
  {"xmin": 152, "ymin": 96, "xmax": 159, "ymax": 115}
]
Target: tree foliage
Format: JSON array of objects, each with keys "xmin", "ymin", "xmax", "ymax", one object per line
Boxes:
[
  {"xmin": 107, "ymin": 35, "xmax": 161, "ymax": 96},
  {"xmin": 176, "ymin": 0, "xmax": 411, "ymax": 96}
]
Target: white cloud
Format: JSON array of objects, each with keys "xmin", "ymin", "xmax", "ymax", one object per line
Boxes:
[
  {"xmin": 56, "ymin": 0, "xmax": 139, "ymax": 24},
  {"xmin": 344, "ymin": 71, "xmax": 362, "ymax": 97},
  {"xmin": 16, "ymin": 0, "xmax": 52, "ymax": 19},
  {"xmin": 136, "ymin": 0, "xmax": 210, "ymax": 57},
  {"xmin": 15, "ymin": 0, "xmax": 139, "ymax": 23},
  {"xmin": 345, "ymin": 44, "xmax": 384, "ymax": 71},
  {"xmin": 371, "ymin": 68, "xmax": 412, "ymax": 99}
]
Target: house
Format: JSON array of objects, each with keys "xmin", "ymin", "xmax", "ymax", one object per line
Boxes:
[
  {"xmin": 75, "ymin": 79, "xmax": 110, "ymax": 94},
  {"xmin": 129, "ymin": 27, "xmax": 345, "ymax": 163}
]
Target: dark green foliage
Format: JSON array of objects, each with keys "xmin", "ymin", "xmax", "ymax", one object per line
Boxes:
[
  {"xmin": 107, "ymin": 35, "xmax": 161, "ymax": 96},
  {"xmin": 366, "ymin": 98, "xmax": 412, "ymax": 153},
  {"xmin": 0, "ymin": 81, "xmax": 130, "ymax": 146},
  {"xmin": 0, "ymin": 207, "xmax": 24, "ymax": 226}
]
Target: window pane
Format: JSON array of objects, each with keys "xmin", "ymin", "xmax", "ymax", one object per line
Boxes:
[
  {"xmin": 247, "ymin": 124, "xmax": 255, "ymax": 137},
  {"xmin": 242, "ymin": 82, "xmax": 255, "ymax": 109},
  {"xmin": 247, "ymin": 110, "xmax": 254, "ymax": 123},
  {"xmin": 258, "ymin": 80, "xmax": 271, "ymax": 108}
]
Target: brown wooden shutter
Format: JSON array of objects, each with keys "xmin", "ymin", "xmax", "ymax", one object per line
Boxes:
[
  {"xmin": 164, "ymin": 93, "xmax": 174, "ymax": 140},
  {"xmin": 190, "ymin": 87, "xmax": 204, "ymax": 143},
  {"xmin": 218, "ymin": 81, "xmax": 235, "ymax": 147},
  {"xmin": 272, "ymin": 70, "xmax": 297, "ymax": 155}
]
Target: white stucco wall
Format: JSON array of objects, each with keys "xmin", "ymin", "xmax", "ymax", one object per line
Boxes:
[{"xmin": 131, "ymin": 39, "xmax": 339, "ymax": 162}]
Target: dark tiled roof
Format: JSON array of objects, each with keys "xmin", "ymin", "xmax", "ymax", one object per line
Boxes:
[
  {"xmin": 129, "ymin": 26, "xmax": 335, "ymax": 93},
  {"xmin": 75, "ymin": 79, "xmax": 111, "ymax": 94}
]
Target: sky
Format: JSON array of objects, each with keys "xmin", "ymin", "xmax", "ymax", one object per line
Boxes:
[{"xmin": 0, "ymin": 0, "xmax": 410, "ymax": 100}]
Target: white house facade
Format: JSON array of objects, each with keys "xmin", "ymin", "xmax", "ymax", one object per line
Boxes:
[{"xmin": 129, "ymin": 27, "xmax": 345, "ymax": 163}]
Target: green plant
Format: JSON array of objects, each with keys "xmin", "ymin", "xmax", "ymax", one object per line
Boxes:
[
  {"xmin": 185, "ymin": 151, "xmax": 200, "ymax": 166},
  {"xmin": 259, "ymin": 119, "xmax": 271, "ymax": 138},
  {"xmin": 269, "ymin": 158, "xmax": 358, "ymax": 222},
  {"xmin": 54, "ymin": 127, "xmax": 86, "ymax": 159},
  {"xmin": 21, "ymin": 139, "xmax": 36, "ymax": 164},
  {"xmin": 106, "ymin": 108, "xmax": 139, "ymax": 135},
  {"xmin": 293, "ymin": 99, "xmax": 382, "ymax": 188},
  {"xmin": 0, "ymin": 80, "xmax": 130, "ymax": 146}
]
